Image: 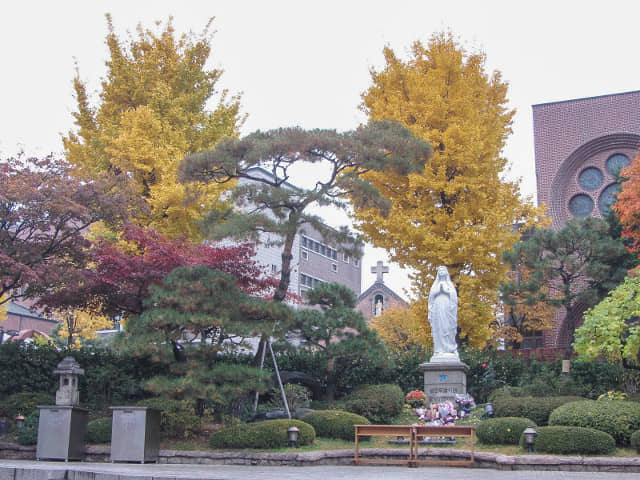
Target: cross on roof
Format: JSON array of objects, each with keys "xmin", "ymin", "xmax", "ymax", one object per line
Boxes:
[{"xmin": 371, "ymin": 260, "xmax": 389, "ymax": 283}]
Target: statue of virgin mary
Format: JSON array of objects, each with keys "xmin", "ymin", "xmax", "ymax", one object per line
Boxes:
[{"xmin": 428, "ymin": 266, "xmax": 459, "ymax": 359}]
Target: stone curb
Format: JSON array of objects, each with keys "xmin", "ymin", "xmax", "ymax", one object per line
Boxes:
[{"xmin": 1, "ymin": 443, "xmax": 639, "ymax": 472}]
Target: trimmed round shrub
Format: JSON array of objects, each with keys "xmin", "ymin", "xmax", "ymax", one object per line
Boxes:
[
  {"xmin": 0, "ymin": 392, "xmax": 54, "ymax": 418},
  {"xmin": 493, "ymin": 395, "xmax": 581, "ymax": 426},
  {"xmin": 476, "ymin": 417, "xmax": 536, "ymax": 445},
  {"xmin": 136, "ymin": 398, "xmax": 200, "ymax": 439},
  {"xmin": 344, "ymin": 384, "xmax": 404, "ymax": 424},
  {"xmin": 549, "ymin": 400, "xmax": 640, "ymax": 446},
  {"xmin": 209, "ymin": 419, "xmax": 315, "ymax": 449},
  {"xmin": 87, "ymin": 417, "xmax": 112, "ymax": 444},
  {"xmin": 16, "ymin": 413, "xmax": 39, "ymax": 446},
  {"xmin": 521, "ymin": 426, "xmax": 615, "ymax": 455},
  {"xmin": 630, "ymin": 430, "xmax": 640, "ymax": 453},
  {"xmin": 299, "ymin": 410, "xmax": 369, "ymax": 441}
]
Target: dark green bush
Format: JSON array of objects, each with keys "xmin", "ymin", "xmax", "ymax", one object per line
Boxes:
[
  {"xmin": 209, "ymin": 419, "xmax": 315, "ymax": 449},
  {"xmin": 522, "ymin": 426, "xmax": 615, "ymax": 455},
  {"xmin": 475, "ymin": 417, "xmax": 536, "ymax": 445},
  {"xmin": 16, "ymin": 413, "xmax": 39, "ymax": 446},
  {"xmin": 344, "ymin": 384, "xmax": 404, "ymax": 424},
  {"xmin": 493, "ymin": 395, "xmax": 581, "ymax": 426},
  {"xmin": 630, "ymin": 430, "xmax": 640, "ymax": 453},
  {"xmin": 299, "ymin": 410, "xmax": 369, "ymax": 441},
  {"xmin": 487, "ymin": 386, "xmax": 524, "ymax": 404},
  {"xmin": 0, "ymin": 392, "xmax": 54, "ymax": 419},
  {"xmin": 136, "ymin": 398, "xmax": 200, "ymax": 439},
  {"xmin": 87, "ymin": 417, "xmax": 112, "ymax": 444},
  {"xmin": 549, "ymin": 400, "xmax": 640, "ymax": 446}
]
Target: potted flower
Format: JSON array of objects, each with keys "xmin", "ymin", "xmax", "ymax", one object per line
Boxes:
[{"xmin": 405, "ymin": 390, "xmax": 427, "ymax": 408}]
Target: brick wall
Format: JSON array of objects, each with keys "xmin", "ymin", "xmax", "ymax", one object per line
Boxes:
[{"xmin": 532, "ymin": 91, "xmax": 640, "ymax": 348}]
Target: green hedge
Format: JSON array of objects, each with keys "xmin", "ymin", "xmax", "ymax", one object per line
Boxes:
[
  {"xmin": 136, "ymin": 398, "xmax": 201, "ymax": 439},
  {"xmin": 630, "ymin": 430, "xmax": 640, "ymax": 453},
  {"xmin": 549, "ymin": 400, "xmax": 640, "ymax": 446},
  {"xmin": 16, "ymin": 413, "xmax": 39, "ymax": 446},
  {"xmin": 493, "ymin": 395, "xmax": 581, "ymax": 426},
  {"xmin": 487, "ymin": 387, "xmax": 524, "ymax": 404},
  {"xmin": 209, "ymin": 419, "xmax": 315, "ymax": 449},
  {"xmin": 0, "ymin": 392, "xmax": 54, "ymax": 418},
  {"xmin": 476, "ymin": 417, "xmax": 536, "ymax": 445},
  {"xmin": 300, "ymin": 410, "xmax": 369, "ymax": 441},
  {"xmin": 0, "ymin": 342, "xmax": 162, "ymax": 409},
  {"xmin": 87, "ymin": 417, "xmax": 112, "ymax": 444},
  {"xmin": 522, "ymin": 426, "xmax": 615, "ymax": 455},
  {"xmin": 344, "ymin": 384, "xmax": 404, "ymax": 424}
]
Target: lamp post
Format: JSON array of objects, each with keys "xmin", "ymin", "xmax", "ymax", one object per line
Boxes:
[
  {"xmin": 287, "ymin": 426, "xmax": 300, "ymax": 448},
  {"xmin": 15, "ymin": 415, "xmax": 25, "ymax": 429},
  {"xmin": 523, "ymin": 426, "xmax": 537, "ymax": 453},
  {"xmin": 484, "ymin": 402, "xmax": 495, "ymax": 418}
]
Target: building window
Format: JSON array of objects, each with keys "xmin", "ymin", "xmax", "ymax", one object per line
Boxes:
[
  {"xmin": 353, "ymin": 259, "xmax": 360, "ymax": 267},
  {"xmin": 271, "ymin": 264, "xmax": 277, "ymax": 273},
  {"xmin": 606, "ymin": 153, "xmax": 630, "ymax": 175},
  {"xmin": 301, "ymin": 250, "xmax": 308, "ymax": 261},
  {"xmin": 599, "ymin": 183, "xmax": 622, "ymax": 215},
  {"xmin": 373, "ymin": 294, "xmax": 384, "ymax": 317},
  {"xmin": 331, "ymin": 263, "xmax": 337, "ymax": 273},
  {"xmin": 343, "ymin": 253, "xmax": 350, "ymax": 263},
  {"xmin": 521, "ymin": 329, "xmax": 544, "ymax": 349},
  {"xmin": 578, "ymin": 167, "xmax": 603, "ymax": 191},
  {"xmin": 301, "ymin": 235, "xmax": 339, "ymax": 261},
  {"xmin": 300, "ymin": 273, "xmax": 323, "ymax": 288},
  {"xmin": 568, "ymin": 194, "xmax": 593, "ymax": 217}
]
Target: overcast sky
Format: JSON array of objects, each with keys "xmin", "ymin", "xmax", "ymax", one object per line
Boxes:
[{"xmin": 1, "ymin": 1, "xmax": 638, "ymax": 298}]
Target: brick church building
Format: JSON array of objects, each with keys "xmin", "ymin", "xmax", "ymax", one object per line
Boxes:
[{"xmin": 531, "ymin": 90, "xmax": 640, "ymax": 349}]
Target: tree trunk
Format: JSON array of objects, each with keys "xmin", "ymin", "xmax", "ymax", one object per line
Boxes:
[
  {"xmin": 326, "ymin": 358, "xmax": 336, "ymax": 408},
  {"xmin": 564, "ymin": 304, "xmax": 574, "ymax": 360}
]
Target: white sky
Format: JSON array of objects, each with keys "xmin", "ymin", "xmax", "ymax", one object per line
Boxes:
[{"xmin": 2, "ymin": 1, "xmax": 639, "ymax": 299}]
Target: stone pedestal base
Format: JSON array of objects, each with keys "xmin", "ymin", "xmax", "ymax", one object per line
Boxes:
[
  {"xmin": 420, "ymin": 361, "xmax": 469, "ymax": 405},
  {"xmin": 36, "ymin": 406, "xmax": 88, "ymax": 461},
  {"xmin": 110, "ymin": 407, "xmax": 161, "ymax": 463}
]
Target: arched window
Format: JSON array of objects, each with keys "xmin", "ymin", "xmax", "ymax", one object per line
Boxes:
[{"xmin": 374, "ymin": 294, "xmax": 384, "ymax": 317}]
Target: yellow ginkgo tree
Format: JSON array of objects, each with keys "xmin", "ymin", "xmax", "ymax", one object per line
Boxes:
[
  {"xmin": 353, "ymin": 32, "xmax": 544, "ymax": 348},
  {"xmin": 64, "ymin": 15, "xmax": 244, "ymax": 240},
  {"xmin": 53, "ymin": 305, "xmax": 114, "ymax": 348}
]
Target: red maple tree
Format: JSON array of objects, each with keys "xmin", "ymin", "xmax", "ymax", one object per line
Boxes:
[
  {"xmin": 615, "ymin": 154, "xmax": 640, "ymax": 259},
  {"xmin": 39, "ymin": 224, "xmax": 278, "ymax": 318}
]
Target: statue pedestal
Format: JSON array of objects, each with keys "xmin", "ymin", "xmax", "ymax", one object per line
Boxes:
[{"xmin": 420, "ymin": 360, "xmax": 469, "ymax": 405}]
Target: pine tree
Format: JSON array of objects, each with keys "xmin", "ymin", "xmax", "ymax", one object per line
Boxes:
[
  {"xmin": 501, "ymin": 217, "xmax": 632, "ymax": 358},
  {"xmin": 120, "ymin": 266, "xmax": 291, "ymax": 413},
  {"xmin": 288, "ymin": 282, "xmax": 389, "ymax": 405}
]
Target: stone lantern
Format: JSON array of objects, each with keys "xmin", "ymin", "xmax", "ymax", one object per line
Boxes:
[
  {"xmin": 36, "ymin": 357, "xmax": 88, "ymax": 461},
  {"xmin": 54, "ymin": 356, "xmax": 84, "ymax": 406}
]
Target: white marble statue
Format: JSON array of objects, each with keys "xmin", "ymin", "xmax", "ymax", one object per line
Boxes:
[{"xmin": 428, "ymin": 266, "xmax": 459, "ymax": 360}]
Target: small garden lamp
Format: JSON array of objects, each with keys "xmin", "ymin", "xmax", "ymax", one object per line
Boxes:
[
  {"xmin": 287, "ymin": 425, "xmax": 300, "ymax": 448},
  {"xmin": 484, "ymin": 402, "xmax": 495, "ymax": 418},
  {"xmin": 523, "ymin": 426, "xmax": 537, "ymax": 453},
  {"xmin": 15, "ymin": 415, "xmax": 24, "ymax": 429}
]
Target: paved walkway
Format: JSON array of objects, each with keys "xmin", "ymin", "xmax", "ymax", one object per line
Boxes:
[{"xmin": 1, "ymin": 460, "xmax": 640, "ymax": 480}]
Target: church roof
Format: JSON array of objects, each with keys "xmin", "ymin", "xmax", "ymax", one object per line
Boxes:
[{"xmin": 357, "ymin": 280, "xmax": 408, "ymax": 307}]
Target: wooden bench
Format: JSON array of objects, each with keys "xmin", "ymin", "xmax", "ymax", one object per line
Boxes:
[
  {"xmin": 412, "ymin": 425, "xmax": 475, "ymax": 466},
  {"xmin": 352, "ymin": 424, "xmax": 475, "ymax": 467}
]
